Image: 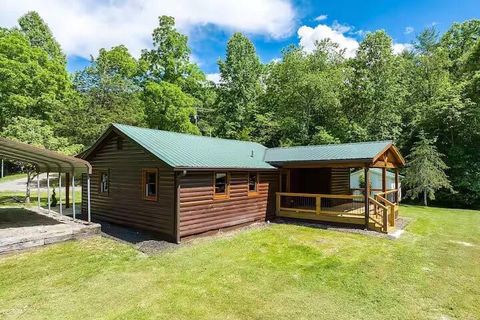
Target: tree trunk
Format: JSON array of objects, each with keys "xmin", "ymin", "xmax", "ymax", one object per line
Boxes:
[
  {"xmin": 25, "ymin": 172, "xmax": 32, "ymax": 203},
  {"xmin": 423, "ymin": 190, "xmax": 428, "ymax": 206}
]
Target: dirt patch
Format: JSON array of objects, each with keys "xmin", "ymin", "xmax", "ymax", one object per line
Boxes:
[{"xmin": 449, "ymin": 240, "xmax": 475, "ymax": 247}]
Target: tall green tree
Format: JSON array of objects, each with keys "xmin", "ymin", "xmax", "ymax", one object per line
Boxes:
[
  {"xmin": 140, "ymin": 16, "xmax": 201, "ymax": 87},
  {"xmin": 403, "ymin": 134, "xmax": 453, "ymax": 206},
  {"xmin": 139, "ymin": 16, "xmax": 211, "ymax": 134},
  {"xmin": 59, "ymin": 45, "xmax": 144, "ymax": 146},
  {"xmin": 18, "ymin": 11, "xmax": 66, "ymax": 64},
  {"xmin": 439, "ymin": 19, "xmax": 480, "ymax": 77},
  {"xmin": 214, "ymin": 33, "xmax": 263, "ymax": 140},
  {"xmin": 0, "ymin": 22, "xmax": 71, "ymax": 131},
  {"xmin": 343, "ymin": 31, "xmax": 405, "ymax": 141},
  {"xmin": 262, "ymin": 40, "xmax": 347, "ymax": 146},
  {"xmin": 143, "ymin": 81, "xmax": 199, "ymax": 134}
]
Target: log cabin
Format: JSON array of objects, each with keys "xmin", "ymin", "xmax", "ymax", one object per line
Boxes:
[{"xmin": 80, "ymin": 124, "xmax": 405, "ymax": 243}]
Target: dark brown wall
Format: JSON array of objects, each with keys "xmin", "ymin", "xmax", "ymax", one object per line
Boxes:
[
  {"xmin": 178, "ymin": 171, "xmax": 278, "ymax": 238},
  {"xmin": 82, "ymin": 132, "xmax": 176, "ymax": 240},
  {"xmin": 289, "ymin": 168, "xmax": 330, "ymax": 193},
  {"xmin": 330, "ymin": 168, "xmax": 350, "ymax": 194}
]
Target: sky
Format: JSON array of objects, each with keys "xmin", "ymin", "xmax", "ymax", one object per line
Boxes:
[{"xmin": 1, "ymin": 0, "xmax": 479, "ymax": 82}]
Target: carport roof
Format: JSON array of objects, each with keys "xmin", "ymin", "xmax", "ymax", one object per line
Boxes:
[{"xmin": 0, "ymin": 137, "xmax": 92, "ymax": 174}]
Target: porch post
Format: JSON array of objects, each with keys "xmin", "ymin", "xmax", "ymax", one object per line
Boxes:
[
  {"xmin": 72, "ymin": 173, "xmax": 76, "ymax": 221},
  {"xmin": 364, "ymin": 167, "xmax": 370, "ymax": 229},
  {"xmin": 87, "ymin": 173, "xmax": 91, "ymax": 223},
  {"xmin": 395, "ymin": 168, "xmax": 400, "ymax": 204},
  {"xmin": 37, "ymin": 172, "xmax": 40, "ymax": 209},
  {"xmin": 47, "ymin": 172, "xmax": 51, "ymax": 213},
  {"xmin": 59, "ymin": 172, "xmax": 63, "ymax": 215},
  {"xmin": 382, "ymin": 167, "xmax": 387, "ymax": 194},
  {"xmin": 1, "ymin": 159, "xmax": 3, "ymax": 178},
  {"xmin": 66, "ymin": 172, "xmax": 70, "ymax": 208}
]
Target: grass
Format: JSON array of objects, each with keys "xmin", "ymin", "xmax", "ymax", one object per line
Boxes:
[
  {"xmin": 0, "ymin": 205, "xmax": 479, "ymax": 319},
  {"xmin": 0, "ymin": 173, "xmax": 27, "ymax": 183},
  {"xmin": 0, "ymin": 191, "xmax": 82, "ymax": 208}
]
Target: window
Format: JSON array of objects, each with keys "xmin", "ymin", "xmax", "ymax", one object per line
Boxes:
[
  {"xmin": 248, "ymin": 172, "xmax": 258, "ymax": 194},
  {"xmin": 142, "ymin": 169, "xmax": 158, "ymax": 201},
  {"xmin": 214, "ymin": 172, "xmax": 229, "ymax": 198},
  {"xmin": 100, "ymin": 171, "xmax": 109, "ymax": 194}
]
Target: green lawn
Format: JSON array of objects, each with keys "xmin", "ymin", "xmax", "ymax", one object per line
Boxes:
[
  {"xmin": 0, "ymin": 190, "xmax": 82, "ymax": 208},
  {"xmin": 0, "ymin": 205, "xmax": 479, "ymax": 319},
  {"xmin": 0, "ymin": 173, "xmax": 27, "ymax": 183}
]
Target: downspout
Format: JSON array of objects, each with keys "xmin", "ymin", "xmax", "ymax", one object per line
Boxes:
[{"xmin": 174, "ymin": 170, "xmax": 187, "ymax": 244}]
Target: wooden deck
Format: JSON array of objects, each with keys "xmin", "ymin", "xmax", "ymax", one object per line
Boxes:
[{"xmin": 276, "ymin": 191, "xmax": 399, "ymax": 233}]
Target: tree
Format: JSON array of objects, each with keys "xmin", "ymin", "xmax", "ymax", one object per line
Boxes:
[
  {"xmin": 1, "ymin": 117, "xmax": 82, "ymax": 202},
  {"xmin": 59, "ymin": 45, "xmax": 144, "ymax": 146},
  {"xmin": 214, "ymin": 33, "xmax": 263, "ymax": 141},
  {"xmin": 18, "ymin": 11, "xmax": 66, "ymax": 64},
  {"xmin": 139, "ymin": 16, "xmax": 210, "ymax": 133},
  {"xmin": 343, "ymin": 31, "xmax": 405, "ymax": 141},
  {"xmin": 413, "ymin": 27, "xmax": 439, "ymax": 54},
  {"xmin": 440, "ymin": 19, "xmax": 480, "ymax": 77},
  {"xmin": 141, "ymin": 16, "xmax": 198, "ymax": 86},
  {"xmin": 143, "ymin": 81, "xmax": 200, "ymax": 134},
  {"xmin": 263, "ymin": 40, "xmax": 347, "ymax": 146},
  {"xmin": 403, "ymin": 134, "xmax": 453, "ymax": 206},
  {"xmin": 0, "ymin": 27, "xmax": 72, "ymax": 130}
]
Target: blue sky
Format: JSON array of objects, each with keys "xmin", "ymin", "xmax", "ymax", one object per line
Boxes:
[{"xmin": 1, "ymin": 0, "xmax": 479, "ymax": 79}]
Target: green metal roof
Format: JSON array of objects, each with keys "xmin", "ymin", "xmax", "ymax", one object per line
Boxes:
[
  {"xmin": 82, "ymin": 124, "xmax": 399, "ymax": 169},
  {"xmin": 113, "ymin": 124, "xmax": 276, "ymax": 170},
  {"xmin": 264, "ymin": 141, "xmax": 392, "ymax": 165}
]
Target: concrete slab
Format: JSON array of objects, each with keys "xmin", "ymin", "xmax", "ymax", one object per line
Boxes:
[{"xmin": 0, "ymin": 207, "xmax": 100, "ymax": 254}]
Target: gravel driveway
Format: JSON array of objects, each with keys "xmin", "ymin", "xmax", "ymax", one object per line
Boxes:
[{"xmin": 0, "ymin": 173, "xmax": 55, "ymax": 192}]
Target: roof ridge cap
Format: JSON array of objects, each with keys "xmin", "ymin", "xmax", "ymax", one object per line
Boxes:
[
  {"xmin": 113, "ymin": 123, "xmax": 267, "ymax": 147},
  {"xmin": 266, "ymin": 140, "xmax": 393, "ymax": 151}
]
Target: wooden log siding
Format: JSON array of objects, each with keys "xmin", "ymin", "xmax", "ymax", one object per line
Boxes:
[
  {"xmin": 82, "ymin": 134, "xmax": 176, "ymax": 240},
  {"xmin": 330, "ymin": 168, "xmax": 350, "ymax": 195},
  {"xmin": 329, "ymin": 168, "xmax": 351, "ymax": 207},
  {"xmin": 178, "ymin": 171, "xmax": 278, "ymax": 238}
]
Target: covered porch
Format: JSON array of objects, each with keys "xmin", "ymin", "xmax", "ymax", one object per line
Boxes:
[{"xmin": 266, "ymin": 141, "xmax": 405, "ymax": 233}]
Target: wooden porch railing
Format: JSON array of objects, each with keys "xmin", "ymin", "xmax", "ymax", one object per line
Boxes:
[
  {"xmin": 375, "ymin": 189, "xmax": 400, "ymax": 228},
  {"xmin": 276, "ymin": 192, "xmax": 364, "ymax": 216},
  {"xmin": 276, "ymin": 189, "xmax": 400, "ymax": 233}
]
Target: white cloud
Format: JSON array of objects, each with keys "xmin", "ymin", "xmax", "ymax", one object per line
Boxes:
[
  {"xmin": 0, "ymin": 0, "xmax": 296, "ymax": 58},
  {"xmin": 297, "ymin": 23, "xmax": 359, "ymax": 57},
  {"xmin": 393, "ymin": 43, "xmax": 413, "ymax": 54},
  {"xmin": 404, "ymin": 26, "xmax": 414, "ymax": 34},
  {"xmin": 206, "ymin": 73, "xmax": 221, "ymax": 84},
  {"xmin": 298, "ymin": 22, "xmax": 413, "ymax": 58},
  {"xmin": 314, "ymin": 14, "xmax": 328, "ymax": 22}
]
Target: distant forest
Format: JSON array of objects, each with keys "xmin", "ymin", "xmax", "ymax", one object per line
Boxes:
[{"xmin": 1, "ymin": 12, "xmax": 479, "ymax": 208}]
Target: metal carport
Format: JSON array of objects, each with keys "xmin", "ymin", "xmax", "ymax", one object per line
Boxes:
[{"xmin": 0, "ymin": 137, "xmax": 93, "ymax": 222}]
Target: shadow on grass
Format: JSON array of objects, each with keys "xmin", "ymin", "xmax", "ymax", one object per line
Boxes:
[{"xmin": 0, "ymin": 208, "xmax": 61, "ymax": 228}]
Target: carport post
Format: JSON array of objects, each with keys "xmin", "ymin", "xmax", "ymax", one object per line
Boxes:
[
  {"xmin": 72, "ymin": 173, "xmax": 76, "ymax": 221},
  {"xmin": 47, "ymin": 172, "xmax": 51, "ymax": 213},
  {"xmin": 59, "ymin": 173, "xmax": 63, "ymax": 215},
  {"xmin": 37, "ymin": 173, "xmax": 40, "ymax": 209},
  {"xmin": 87, "ymin": 173, "xmax": 91, "ymax": 223}
]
